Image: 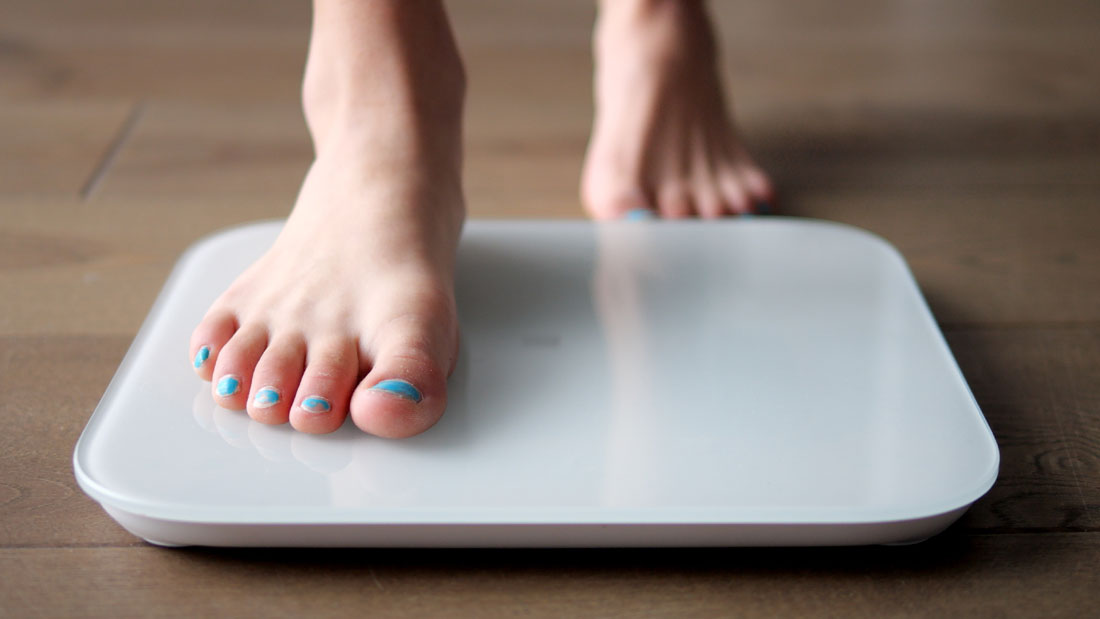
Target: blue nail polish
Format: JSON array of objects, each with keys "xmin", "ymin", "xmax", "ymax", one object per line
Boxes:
[
  {"xmin": 216, "ymin": 375, "xmax": 240, "ymax": 397},
  {"xmin": 369, "ymin": 379, "xmax": 423, "ymax": 403},
  {"xmin": 253, "ymin": 387, "xmax": 280, "ymax": 409},
  {"xmin": 623, "ymin": 208, "xmax": 657, "ymax": 221},
  {"xmin": 301, "ymin": 396, "xmax": 331, "ymax": 413},
  {"xmin": 193, "ymin": 346, "xmax": 210, "ymax": 368},
  {"xmin": 754, "ymin": 201, "xmax": 772, "ymax": 215}
]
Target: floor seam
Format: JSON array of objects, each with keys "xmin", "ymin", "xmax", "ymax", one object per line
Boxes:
[{"xmin": 79, "ymin": 100, "xmax": 146, "ymax": 201}]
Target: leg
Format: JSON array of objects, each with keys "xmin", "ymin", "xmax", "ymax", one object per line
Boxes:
[
  {"xmin": 190, "ymin": 0, "xmax": 466, "ymax": 438},
  {"xmin": 582, "ymin": 0, "xmax": 774, "ymax": 219}
]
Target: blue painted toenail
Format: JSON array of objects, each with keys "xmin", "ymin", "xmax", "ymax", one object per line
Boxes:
[
  {"xmin": 623, "ymin": 208, "xmax": 657, "ymax": 221},
  {"xmin": 253, "ymin": 387, "xmax": 280, "ymax": 409},
  {"xmin": 754, "ymin": 201, "xmax": 772, "ymax": 215},
  {"xmin": 301, "ymin": 396, "xmax": 331, "ymax": 413},
  {"xmin": 369, "ymin": 379, "xmax": 423, "ymax": 403},
  {"xmin": 216, "ymin": 375, "xmax": 240, "ymax": 397},
  {"xmin": 193, "ymin": 346, "xmax": 210, "ymax": 368}
]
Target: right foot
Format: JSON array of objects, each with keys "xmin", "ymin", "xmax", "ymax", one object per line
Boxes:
[
  {"xmin": 582, "ymin": 0, "xmax": 774, "ymax": 219},
  {"xmin": 190, "ymin": 0, "xmax": 466, "ymax": 438}
]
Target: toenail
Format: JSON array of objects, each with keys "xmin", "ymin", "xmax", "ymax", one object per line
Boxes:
[
  {"xmin": 369, "ymin": 379, "xmax": 423, "ymax": 403},
  {"xmin": 193, "ymin": 346, "xmax": 210, "ymax": 368},
  {"xmin": 253, "ymin": 387, "xmax": 280, "ymax": 408},
  {"xmin": 754, "ymin": 201, "xmax": 772, "ymax": 215},
  {"xmin": 216, "ymin": 375, "xmax": 241, "ymax": 397},
  {"xmin": 623, "ymin": 208, "xmax": 657, "ymax": 221},
  {"xmin": 301, "ymin": 396, "xmax": 331, "ymax": 414}
]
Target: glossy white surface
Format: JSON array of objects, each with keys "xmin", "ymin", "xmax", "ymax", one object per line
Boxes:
[{"xmin": 74, "ymin": 219, "xmax": 999, "ymax": 546}]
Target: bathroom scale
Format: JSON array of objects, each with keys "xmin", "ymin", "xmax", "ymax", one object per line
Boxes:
[{"xmin": 73, "ymin": 218, "xmax": 999, "ymax": 547}]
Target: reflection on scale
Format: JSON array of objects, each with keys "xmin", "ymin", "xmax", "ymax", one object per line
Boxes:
[{"xmin": 188, "ymin": 221, "xmax": 885, "ymax": 513}]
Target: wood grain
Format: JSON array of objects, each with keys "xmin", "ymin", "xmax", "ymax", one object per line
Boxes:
[
  {"xmin": 1, "ymin": 534, "xmax": 1098, "ymax": 617},
  {"xmin": 0, "ymin": 101, "xmax": 134, "ymax": 197},
  {"xmin": 0, "ymin": 335, "xmax": 138, "ymax": 547},
  {"xmin": 2, "ymin": 0, "xmax": 1099, "ymax": 615},
  {"xmin": 40, "ymin": 97, "xmax": 1096, "ymax": 328},
  {"xmin": 952, "ymin": 329, "xmax": 1100, "ymax": 531},
  {"xmin": 1, "ymin": 329, "xmax": 1096, "ymax": 548}
]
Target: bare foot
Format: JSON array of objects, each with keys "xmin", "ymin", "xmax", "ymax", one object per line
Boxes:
[
  {"xmin": 189, "ymin": 0, "xmax": 465, "ymax": 438},
  {"xmin": 582, "ymin": 0, "xmax": 774, "ymax": 219}
]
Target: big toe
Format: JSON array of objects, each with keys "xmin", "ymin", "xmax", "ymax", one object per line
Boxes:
[
  {"xmin": 581, "ymin": 162, "xmax": 653, "ymax": 220},
  {"xmin": 349, "ymin": 321, "xmax": 453, "ymax": 439}
]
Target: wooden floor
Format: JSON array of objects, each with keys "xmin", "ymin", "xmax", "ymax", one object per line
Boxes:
[{"xmin": 2, "ymin": 0, "xmax": 1099, "ymax": 615}]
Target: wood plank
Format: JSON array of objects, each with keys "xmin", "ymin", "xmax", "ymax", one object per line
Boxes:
[
  {"xmin": 1, "ymin": 0, "xmax": 1098, "ymax": 614},
  {"xmin": 0, "ymin": 335, "xmax": 139, "ymax": 547},
  {"xmin": 2, "ymin": 328, "xmax": 1096, "ymax": 547},
  {"xmin": 0, "ymin": 101, "xmax": 134, "ymax": 197},
  {"xmin": 0, "ymin": 197, "xmax": 176, "ymax": 337},
  {"xmin": 804, "ymin": 192, "xmax": 1100, "ymax": 326},
  {"xmin": 953, "ymin": 328, "xmax": 1100, "ymax": 531},
  {"xmin": 1, "ymin": 533, "xmax": 1098, "ymax": 616},
  {"xmin": 0, "ymin": 0, "xmax": 308, "ymax": 101},
  {"xmin": 748, "ymin": 107, "xmax": 1100, "ymax": 194},
  {"xmin": 6, "ymin": 105, "xmax": 1095, "ymax": 334},
  {"xmin": 86, "ymin": 101, "xmax": 311, "ymax": 204},
  {"xmin": 78, "ymin": 120, "xmax": 1100, "ymax": 329},
  {"xmin": 2, "ymin": 191, "xmax": 1098, "ymax": 336},
  {"xmin": 0, "ymin": 257, "xmax": 170, "ymax": 337},
  {"xmin": 4, "ymin": 0, "xmax": 1098, "ymax": 114}
]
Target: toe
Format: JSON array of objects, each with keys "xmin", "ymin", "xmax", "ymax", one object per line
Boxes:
[
  {"xmin": 289, "ymin": 337, "xmax": 359, "ymax": 434},
  {"xmin": 190, "ymin": 308, "xmax": 237, "ymax": 381},
  {"xmin": 743, "ymin": 167, "xmax": 775, "ymax": 212},
  {"xmin": 718, "ymin": 167, "xmax": 753, "ymax": 215},
  {"xmin": 349, "ymin": 323, "xmax": 451, "ymax": 439},
  {"xmin": 246, "ymin": 334, "xmax": 306, "ymax": 425},
  {"xmin": 656, "ymin": 183, "xmax": 695, "ymax": 219},
  {"xmin": 583, "ymin": 183, "xmax": 655, "ymax": 220},
  {"xmin": 692, "ymin": 172, "xmax": 727, "ymax": 220},
  {"xmin": 210, "ymin": 324, "xmax": 268, "ymax": 411},
  {"xmin": 734, "ymin": 153, "xmax": 776, "ymax": 212}
]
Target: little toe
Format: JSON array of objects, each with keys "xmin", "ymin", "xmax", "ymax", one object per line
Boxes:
[
  {"xmin": 211, "ymin": 325, "xmax": 268, "ymax": 411},
  {"xmin": 190, "ymin": 308, "xmax": 237, "ymax": 381},
  {"xmin": 246, "ymin": 335, "xmax": 306, "ymax": 425},
  {"xmin": 735, "ymin": 157, "xmax": 776, "ymax": 212},
  {"xmin": 350, "ymin": 331, "xmax": 450, "ymax": 439},
  {"xmin": 289, "ymin": 338, "xmax": 359, "ymax": 434}
]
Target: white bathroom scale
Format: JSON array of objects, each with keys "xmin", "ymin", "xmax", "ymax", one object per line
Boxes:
[{"xmin": 74, "ymin": 218, "xmax": 999, "ymax": 547}]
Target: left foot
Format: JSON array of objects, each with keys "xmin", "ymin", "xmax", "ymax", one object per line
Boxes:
[
  {"xmin": 189, "ymin": 0, "xmax": 467, "ymax": 438},
  {"xmin": 582, "ymin": 0, "xmax": 774, "ymax": 219}
]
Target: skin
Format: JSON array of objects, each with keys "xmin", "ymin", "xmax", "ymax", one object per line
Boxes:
[
  {"xmin": 582, "ymin": 0, "xmax": 774, "ymax": 218},
  {"xmin": 190, "ymin": 0, "xmax": 774, "ymax": 437}
]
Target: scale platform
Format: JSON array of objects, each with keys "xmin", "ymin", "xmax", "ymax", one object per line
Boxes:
[{"xmin": 73, "ymin": 218, "xmax": 998, "ymax": 547}]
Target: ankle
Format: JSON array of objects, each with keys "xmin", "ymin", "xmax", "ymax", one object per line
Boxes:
[
  {"xmin": 598, "ymin": 0, "xmax": 706, "ymax": 25},
  {"xmin": 303, "ymin": 82, "xmax": 464, "ymax": 174},
  {"xmin": 302, "ymin": 54, "xmax": 465, "ymax": 140},
  {"xmin": 595, "ymin": 0, "xmax": 716, "ymax": 69},
  {"xmin": 301, "ymin": 0, "xmax": 466, "ymax": 152}
]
